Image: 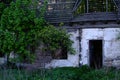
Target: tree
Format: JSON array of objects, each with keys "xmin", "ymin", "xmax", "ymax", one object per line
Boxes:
[
  {"xmin": 0, "ymin": 0, "xmax": 46, "ymax": 63},
  {"xmin": 0, "ymin": 0, "xmax": 74, "ymax": 65},
  {"xmin": 0, "ymin": 2, "xmax": 6, "ymax": 18},
  {"xmin": 0, "ymin": 0, "xmax": 13, "ymax": 18}
]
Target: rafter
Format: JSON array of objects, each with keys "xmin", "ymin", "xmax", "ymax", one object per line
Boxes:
[
  {"xmin": 113, "ymin": 0, "xmax": 119, "ymax": 8},
  {"xmin": 72, "ymin": 0, "xmax": 82, "ymax": 12}
]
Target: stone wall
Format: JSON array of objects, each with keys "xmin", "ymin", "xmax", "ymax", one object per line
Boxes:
[
  {"xmin": 46, "ymin": 27, "xmax": 120, "ymax": 68},
  {"xmin": 1, "ymin": 27, "xmax": 120, "ymax": 68},
  {"xmin": 81, "ymin": 28, "xmax": 120, "ymax": 67}
]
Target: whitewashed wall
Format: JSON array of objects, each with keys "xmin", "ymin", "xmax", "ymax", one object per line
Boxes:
[
  {"xmin": 81, "ymin": 28, "xmax": 120, "ymax": 67},
  {"xmin": 46, "ymin": 28, "xmax": 120, "ymax": 68},
  {"xmin": 0, "ymin": 58, "xmax": 6, "ymax": 64}
]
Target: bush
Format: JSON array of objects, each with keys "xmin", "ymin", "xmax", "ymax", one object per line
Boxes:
[
  {"xmin": 0, "ymin": 66, "xmax": 120, "ymax": 80},
  {"xmin": 39, "ymin": 25, "xmax": 75, "ymax": 54},
  {"xmin": 80, "ymin": 68, "xmax": 120, "ymax": 80},
  {"xmin": 47, "ymin": 65, "xmax": 92, "ymax": 80},
  {"xmin": 48, "ymin": 66, "xmax": 120, "ymax": 80},
  {"xmin": 0, "ymin": 0, "xmax": 74, "ymax": 64},
  {"xmin": 0, "ymin": 0, "xmax": 46, "ymax": 63},
  {"xmin": 0, "ymin": 2, "xmax": 7, "ymax": 18}
]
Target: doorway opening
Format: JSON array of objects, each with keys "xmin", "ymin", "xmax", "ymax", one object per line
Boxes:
[{"xmin": 89, "ymin": 40, "xmax": 103, "ymax": 69}]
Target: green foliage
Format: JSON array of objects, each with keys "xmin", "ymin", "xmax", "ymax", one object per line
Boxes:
[
  {"xmin": 48, "ymin": 67, "xmax": 120, "ymax": 80},
  {"xmin": 0, "ymin": 30, "xmax": 15, "ymax": 54},
  {"xmin": 0, "ymin": 2, "xmax": 6, "ymax": 18},
  {"xmin": 80, "ymin": 68, "xmax": 119, "ymax": 80},
  {"xmin": 0, "ymin": 66, "xmax": 120, "ymax": 80},
  {"xmin": 48, "ymin": 66, "xmax": 91, "ymax": 80},
  {"xmin": 74, "ymin": 0, "xmax": 86, "ymax": 15},
  {"xmin": 39, "ymin": 25, "xmax": 75, "ymax": 54},
  {"xmin": 0, "ymin": 0, "xmax": 46, "ymax": 62},
  {"xmin": 0, "ymin": 69, "xmax": 40, "ymax": 80},
  {"xmin": 59, "ymin": 22, "xmax": 64, "ymax": 27},
  {"xmin": 0, "ymin": 0, "xmax": 74, "ymax": 63}
]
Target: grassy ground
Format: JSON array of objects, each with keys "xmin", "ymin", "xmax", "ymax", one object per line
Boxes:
[{"xmin": 0, "ymin": 66, "xmax": 120, "ymax": 80}]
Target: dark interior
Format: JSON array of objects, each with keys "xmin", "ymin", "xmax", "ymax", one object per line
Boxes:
[
  {"xmin": 89, "ymin": 40, "xmax": 103, "ymax": 69},
  {"xmin": 0, "ymin": 52, "xmax": 4, "ymax": 57}
]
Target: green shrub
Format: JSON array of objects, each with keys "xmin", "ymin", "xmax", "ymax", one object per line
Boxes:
[
  {"xmin": 0, "ymin": 66, "xmax": 120, "ymax": 80},
  {"xmin": 39, "ymin": 25, "xmax": 75, "ymax": 54},
  {"xmin": 0, "ymin": 2, "xmax": 6, "ymax": 18},
  {"xmin": 80, "ymin": 68, "xmax": 120, "ymax": 80},
  {"xmin": 47, "ymin": 66, "xmax": 91, "ymax": 80}
]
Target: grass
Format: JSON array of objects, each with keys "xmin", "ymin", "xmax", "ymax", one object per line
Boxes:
[{"xmin": 0, "ymin": 66, "xmax": 120, "ymax": 80}]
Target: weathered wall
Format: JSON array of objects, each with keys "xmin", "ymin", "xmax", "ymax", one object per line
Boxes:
[
  {"xmin": 45, "ymin": 30, "xmax": 80, "ymax": 68},
  {"xmin": 46, "ymin": 28, "xmax": 120, "ymax": 68},
  {"xmin": 1, "ymin": 27, "xmax": 120, "ymax": 68},
  {"xmin": 0, "ymin": 58, "xmax": 6, "ymax": 64},
  {"xmin": 81, "ymin": 28, "xmax": 120, "ymax": 67}
]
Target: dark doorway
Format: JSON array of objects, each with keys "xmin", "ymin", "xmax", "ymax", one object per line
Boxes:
[{"xmin": 89, "ymin": 40, "xmax": 103, "ymax": 69}]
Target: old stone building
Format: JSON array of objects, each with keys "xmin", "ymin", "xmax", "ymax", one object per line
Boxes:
[
  {"xmin": 44, "ymin": 0, "xmax": 120, "ymax": 69},
  {"xmin": 0, "ymin": 0, "xmax": 120, "ymax": 69}
]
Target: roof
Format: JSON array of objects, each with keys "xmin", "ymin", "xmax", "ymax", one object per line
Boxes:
[{"xmin": 45, "ymin": 0, "xmax": 120, "ymax": 23}]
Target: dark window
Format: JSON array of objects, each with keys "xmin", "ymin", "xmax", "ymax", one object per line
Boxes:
[
  {"xmin": 0, "ymin": 52, "xmax": 4, "ymax": 57},
  {"xmin": 52, "ymin": 47, "xmax": 67, "ymax": 59}
]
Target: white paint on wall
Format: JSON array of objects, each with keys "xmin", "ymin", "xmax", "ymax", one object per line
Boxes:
[
  {"xmin": 0, "ymin": 58, "xmax": 6, "ymax": 64},
  {"xmin": 46, "ymin": 28, "xmax": 120, "ymax": 68},
  {"xmin": 81, "ymin": 28, "xmax": 120, "ymax": 67},
  {"xmin": 81, "ymin": 28, "xmax": 104, "ymax": 65}
]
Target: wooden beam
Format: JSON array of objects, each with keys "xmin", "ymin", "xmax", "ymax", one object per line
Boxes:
[
  {"xmin": 72, "ymin": 0, "xmax": 79, "ymax": 11},
  {"xmin": 86, "ymin": 0, "xmax": 89, "ymax": 13},
  {"xmin": 72, "ymin": 0, "xmax": 82, "ymax": 12},
  {"xmin": 106, "ymin": 0, "xmax": 108, "ymax": 12}
]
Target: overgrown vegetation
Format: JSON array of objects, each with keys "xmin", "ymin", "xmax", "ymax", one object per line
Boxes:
[
  {"xmin": 0, "ymin": 2, "xmax": 6, "ymax": 18},
  {"xmin": 0, "ymin": 66, "xmax": 120, "ymax": 80},
  {"xmin": 0, "ymin": 0, "xmax": 74, "ymax": 64},
  {"xmin": 0, "ymin": 0, "xmax": 46, "ymax": 63},
  {"xmin": 39, "ymin": 25, "xmax": 75, "ymax": 54}
]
